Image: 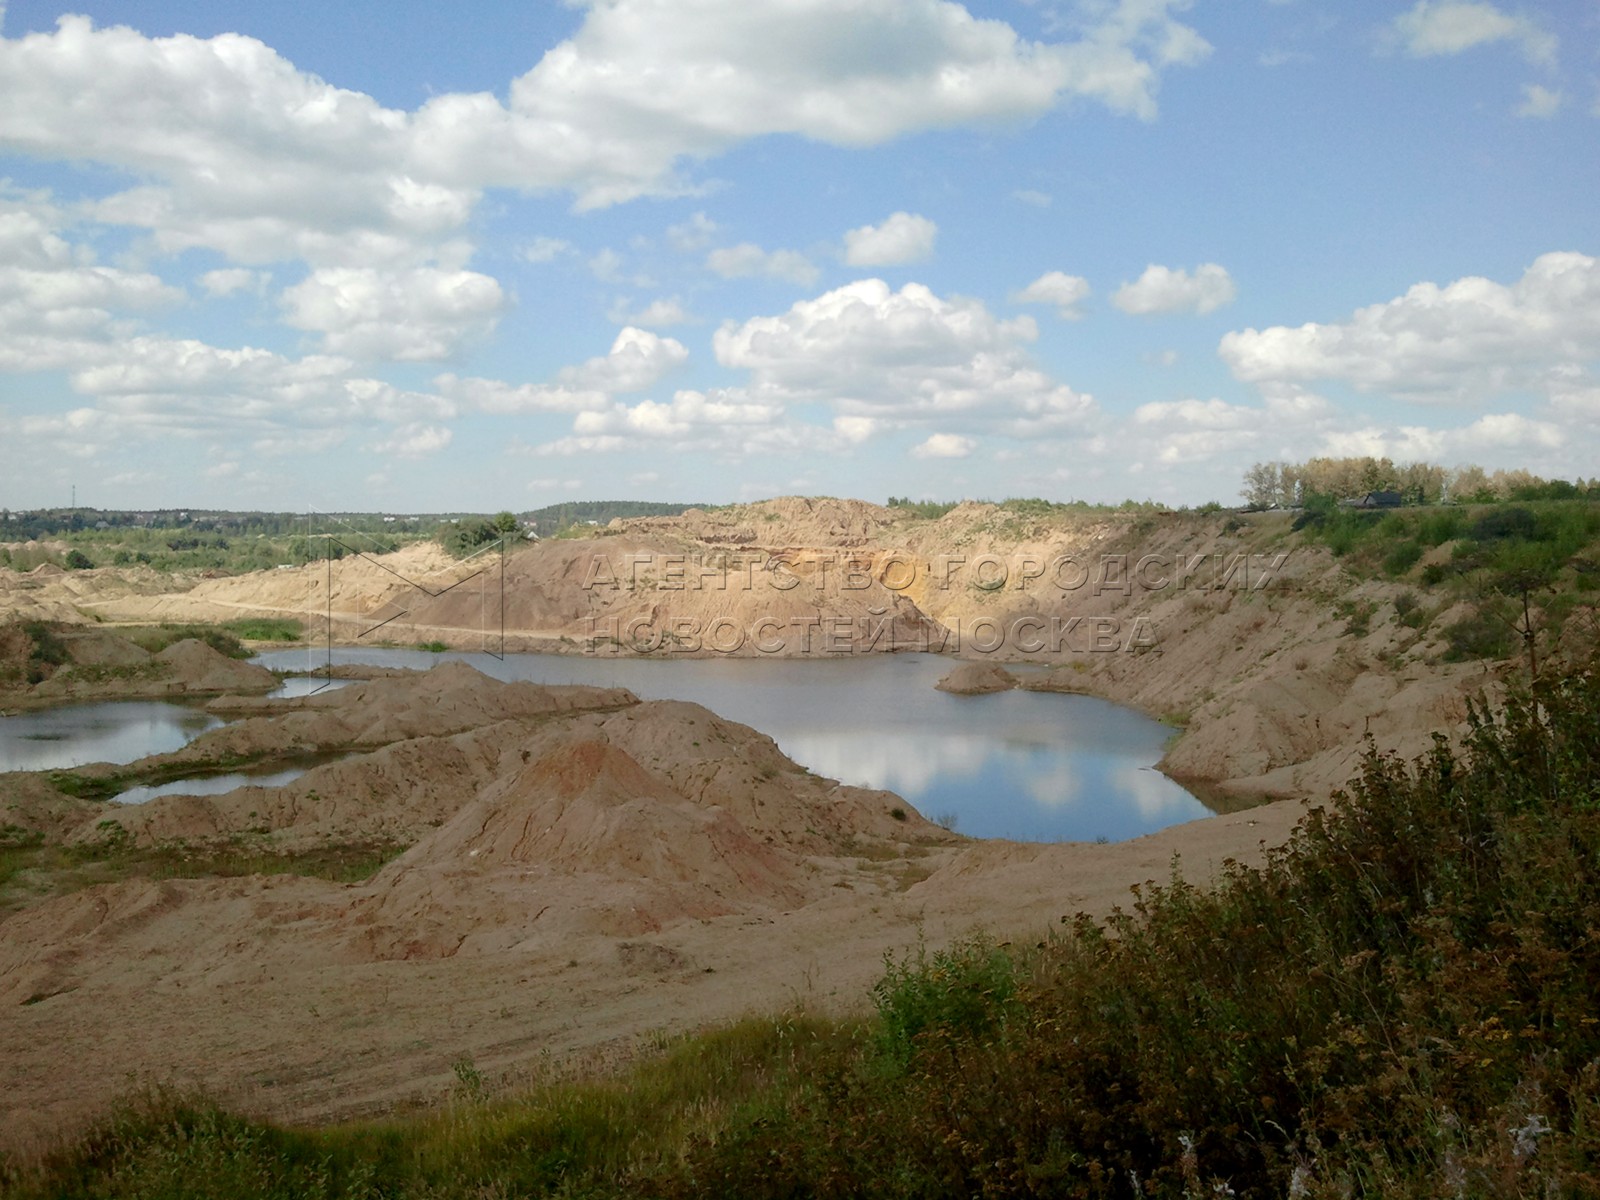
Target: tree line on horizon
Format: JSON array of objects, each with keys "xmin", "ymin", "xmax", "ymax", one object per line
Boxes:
[{"xmin": 1241, "ymin": 457, "xmax": 1598, "ymax": 510}]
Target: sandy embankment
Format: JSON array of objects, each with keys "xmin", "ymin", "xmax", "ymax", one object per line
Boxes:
[
  {"xmin": 15, "ymin": 498, "xmax": 1498, "ymax": 810},
  {"xmin": 0, "ymin": 497, "xmax": 1518, "ymax": 1150},
  {"xmin": 0, "ymin": 662, "xmax": 1305, "ymax": 1152}
]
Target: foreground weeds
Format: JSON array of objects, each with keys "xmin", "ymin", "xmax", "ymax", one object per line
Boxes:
[{"xmin": 8, "ymin": 661, "xmax": 1600, "ymax": 1197}]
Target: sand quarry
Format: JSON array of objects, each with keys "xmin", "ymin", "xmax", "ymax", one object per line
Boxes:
[{"xmin": 0, "ymin": 498, "xmax": 1510, "ymax": 1151}]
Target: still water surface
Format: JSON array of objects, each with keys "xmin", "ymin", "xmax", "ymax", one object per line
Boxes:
[
  {"xmin": 112, "ymin": 767, "xmax": 312, "ymax": 805},
  {"xmin": 0, "ymin": 676, "xmax": 347, "ymax": 773},
  {"xmin": 1, "ymin": 652, "xmax": 1215, "ymax": 840},
  {"xmin": 253, "ymin": 649, "xmax": 1213, "ymax": 842},
  {"xmin": 0, "ymin": 701, "xmax": 220, "ymax": 773}
]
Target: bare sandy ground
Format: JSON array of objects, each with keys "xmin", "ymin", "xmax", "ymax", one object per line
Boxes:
[
  {"xmin": 0, "ymin": 664, "xmax": 1306, "ymax": 1154},
  {"xmin": 0, "ymin": 498, "xmax": 1528, "ymax": 1153}
]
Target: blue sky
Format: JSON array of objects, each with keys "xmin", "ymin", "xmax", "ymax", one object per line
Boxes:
[{"xmin": 0, "ymin": 0, "xmax": 1596, "ymax": 512}]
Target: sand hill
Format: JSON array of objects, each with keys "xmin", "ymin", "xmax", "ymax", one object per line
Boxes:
[
  {"xmin": 0, "ymin": 661, "xmax": 1302, "ymax": 1148},
  {"xmin": 2, "ymin": 500, "xmax": 1508, "ymax": 801},
  {"xmin": 0, "ymin": 499, "xmax": 1531, "ymax": 1148}
]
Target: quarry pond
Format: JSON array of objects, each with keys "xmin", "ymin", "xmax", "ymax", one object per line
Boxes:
[
  {"xmin": 1, "ymin": 651, "xmax": 1222, "ymax": 841},
  {"xmin": 0, "ymin": 700, "xmax": 221, "ymax": 774},
  {"xmin": 260, "ymin": 649, "xmax": 1218, "ymax": 842}
]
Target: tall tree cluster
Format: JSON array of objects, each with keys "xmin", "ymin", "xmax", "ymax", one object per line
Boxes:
[{"xmin": 1241, "ymin": 458, "xmax": 1592, "ymax": 508}]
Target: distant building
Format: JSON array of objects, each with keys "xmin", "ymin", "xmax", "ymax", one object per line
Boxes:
[{"xmin": 1344, "ymin": 490, "xmax": 1404, "ymax": 509}]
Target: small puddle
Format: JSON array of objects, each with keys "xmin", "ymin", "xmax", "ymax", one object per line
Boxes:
[
  {"xmin": 112, "ymin": 766, "xmax": 313, "ymax": 805},
  {"xmin": 268, "ymin": 676, "xmax": 354, "ymax": 699}
]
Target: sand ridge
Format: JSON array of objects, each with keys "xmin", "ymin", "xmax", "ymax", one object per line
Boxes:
[
  {"xmin": 2, "ymin": 663, "xmax": 1006, "ymax": 1144},
  {"xmin": 0, "ymin": 501, "xmax": 1533, "ymax": 1151}
]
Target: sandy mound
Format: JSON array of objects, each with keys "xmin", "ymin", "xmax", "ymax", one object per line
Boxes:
[
  {"xmin": 28, "ymin": 637, "xmax": 278, "ymax": 700},
  {"xmin": 0, "ymin": 560, "xmax": 180, "ymax": 624},
  {"xmin": 340, "ymin": 738, "xmax": 810, "ymax": 957},
  {"xmin": 12, "ymin": 664, "xmax": 950, "ymax": 1004},
  {"xmin": 56, "ymin": 630, "xmax": 151, "ymax": 669},
  {"xmin": 0, "ymin": 774, "xmax": 102, "ymax": 844},
  {"xmin": 88, "ymin": 666, "xmax": 924, "ymax": 857},
  {"xmin": 3, "ymin": 628, "xmax": 279, "ymax": 707},
  {"xmin": 936, "ymin": 663, "xmax": 1017, "ymax": 694},
  {"xmin": 124, "ymin": 662, "xmax": 637, "ymax": 778},
  {"xmin": 615, "ymin": 496, "xmax": 899, "ymax": 548},
  {"xmin": 154, "ymin": 639, "xmax": 279, "ymax": 693}
]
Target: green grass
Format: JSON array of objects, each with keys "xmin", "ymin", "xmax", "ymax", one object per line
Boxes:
[
  {"xmin": 222, "ymin": 618, "xmax": 303, "ymax": 642},
  {"xmin": 8, "ymin": 658, "xmax": 1600, "ymax": 1197},
  {"xmin": 0, "ymin": 835, "xmax": 406, "ymax": 919},
  {"xmin": 119, "ymin": 624, "xmax": 250, "ymax": 660}
]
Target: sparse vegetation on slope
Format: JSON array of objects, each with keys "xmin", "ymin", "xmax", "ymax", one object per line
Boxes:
[
  {"xmin": 1289, "ymin": 498, "xmax": 1600, "ymax": 670},
  {"xmin": 9, "ymin": 657, "xmax": 1597, "ymax": 1198},
  {"xmin": 0, "ymin": 832, "xmax": 406, "ymax": 921}
]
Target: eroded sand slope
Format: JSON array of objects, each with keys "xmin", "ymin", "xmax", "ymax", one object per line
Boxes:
[
  {"xmin": 0, "ymin": 663, "xmax": 1306, "ymax": 1150},
  {"xmin": 0, "ymin": 498, "xmax": 1530, "ymax": 1150}
]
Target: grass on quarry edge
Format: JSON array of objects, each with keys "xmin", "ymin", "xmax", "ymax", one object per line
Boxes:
[
  {"xmin": 119, "ymin": 618, "xmax": 304, "ymax": 658},
  {"xmin": 1295, "ymin": 498, "xmax": 1600, "ymax": 590},
  {"xmin": 1284, "ymin": 498, "xmax": 1600, "ymax": 667},
  {"xmin": 5, "ymin": 656, "xmax": 1599, "ymax": 1198},
  {"xmin": 0, "ymin": 830, "xmax": 405, "ymax": 920},
  {"xmin": 219, "ymin": 617, "xmax": 304, "ymax": 643},
  {"xmin": 3, "ymin": 616, "xmax": 303, "ymax": 691}
]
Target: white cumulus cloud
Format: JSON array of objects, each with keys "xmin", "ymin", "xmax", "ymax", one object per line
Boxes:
[
  {"xmin": 706, "ymin": 242, "xmax": 819, "ymax": 284},
  {"xmin": 520, "ymin": 236, "xmax": 574, "ymax": 263},
  {"xmin": 279, "ymin": 266, "xmax": 506, "ymax": 361},
  {"xmin": 714, "ymin": 278, "xmax": 1095, "ymax": 437},
  {"xmin": 1219, "ymin": 251, "xmax": 1600, "ymax": 403},
  {"xmin": 1113, "ymin": 263, "xmax": 1236, "ymax": 315},
  {"xmin": 0, "ymin": 2, "xmax": 1209, "ymax": 270},
  {"xmin": 372, "ymin": 422, "xmax": 452, "ymax": 458},
  {"xmin": 1515, "ymin": 83, "xmax": 1562, "ymax": 118},
  {"xmin": 1012, "ymin": 271, "xmax": 1091, "ymax": 319},
  {"xmin": 911, "ymin": 432, "xmax": 976, "ymax": 458},
  {"xmin": 198, "ymin": 268, "xmax": 269, "ymax": 298},
  {"xmin": 1389, "ymin": 1, "xmax": 1556, "ymax": 66},
  {"xmin": 439, "ymin": 327, "xmax": 688, "ymax": 414},
  {"xmin": 606, "ymin": 295, "xmax": 693, "ymax": 327},
  {"xmin": 843, "ymin": 212, "xmax": 938, "ymax": 266}
]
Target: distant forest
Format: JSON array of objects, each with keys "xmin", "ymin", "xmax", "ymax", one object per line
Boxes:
[{"xmin": 1241, "ymin": 456, "xmax": 1599, "ymax": 509}]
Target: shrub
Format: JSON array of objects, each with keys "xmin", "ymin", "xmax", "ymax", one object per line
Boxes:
[
  {"xmin": 1417, "ymin": 508, "xmax": 1466, "ymax": 546},
  {"xmin": 1470, "ymin": 506, "xmax": 1539, "ymax": 542},
  {"xmin": 871, "ymin": 937, "xmax": 1017, "ymax": 1070},
  {"xmin": 1382, "ymin": 539, "xmax": 1422, "ymax": 576},
  {"xmin": 1443, "ymin": 611, "xmax": 1513, "ymax": 661},
  {"xmin": 1393, "ymin": 590, "xmax": 1428, "ymax": 630},
  {"xmin": 121, "ymin": 624, "xmax": 249, "ymax": 660}
]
